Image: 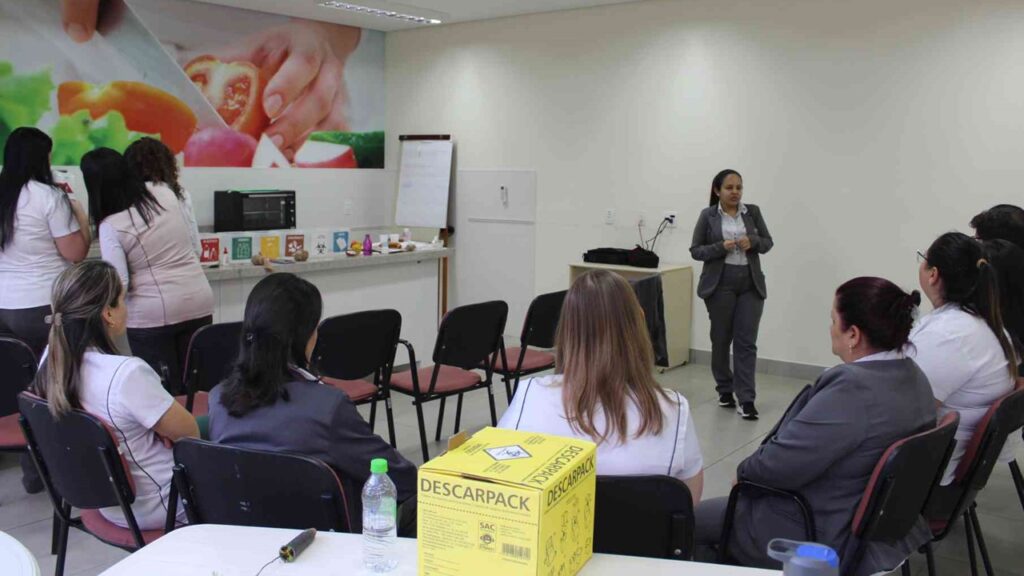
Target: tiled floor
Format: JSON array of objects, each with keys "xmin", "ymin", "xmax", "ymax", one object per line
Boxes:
[{"xmin": 1, "ymin": 364, "xmax": 1022, "ymax": 575}]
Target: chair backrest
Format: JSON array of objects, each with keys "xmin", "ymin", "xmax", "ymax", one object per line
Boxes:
[
  {"xmin": 852, "ymin": 412, "xmax": 959, "ymax": 543},
  {"xmin": 953, "ymin": 387, "xmax": 1024, "ymax": 493},
  {"xmin": 17, "ymin": 393, "xmax": 135, "ymax": 510},
  {"xmin": 184, "ymin": 322, "xmax": 242, "ymax": 394},
  {"xmin": 593, "ymin": 475, "xmax": 694, "ymax": 560},
  {"xmin": 0, "ymin": 337, "xmax": 36, "ymax": 418},
  {"xmin": 433, "ymin": 301, "xmax": 508, "ymax": 370},
  {"xmin": 173, "ymin": 438, "xmax": 351, "ymax": 532},
  {"xmin": 520, "ymin": 290, "xmax": 567, "ymax": 349},
  {"xmin": 315, "ymin": 310, "xmax": 402, "ymax": 381}
]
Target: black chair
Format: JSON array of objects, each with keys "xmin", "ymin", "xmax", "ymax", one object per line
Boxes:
[
  {"xmin": 846, "ymin": 412, "xmax": 959, "ymax": 576},
  {"xmin": 594, "ymin": 475, "xmax": 694, "ymax": 560},
  {"xmin": 18, "ymin": 393, "xmax": 168, "ymax": 576},
  {"xmin": 172, "ymin": 438, "xmax": 351, "ymax": 532},
  {"xmin": 485, "ymin": 290, "xmax": 566, "ymax": 403},
  {"xmin": 0, "ymin": 337, "xmax": 36, "ymax": 457},
  {"xmin": 180, "ymin": 321, "xmax": 242, "ymax": 415},
  {"xmin": 718, "ymin": 480, "xmax": 817, "ymax": 564},
  {"xmin": 389, "ymin": 300, "xmax": 508, "ymax": 462},
  {"xmin": 314, "ymin": 310, "xmax": 401, "ymax": 447},
  {"xmin": 1009, "ymin": 377, "xmax": 1024, "ymax": 514},
  {"xmin": 917, "ymin": 388, "xmax": 1024, "ymax": 576}
]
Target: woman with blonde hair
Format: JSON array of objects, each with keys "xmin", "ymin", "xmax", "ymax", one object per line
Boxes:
[
  {"xmin": 498, "ymin": 269, "xmax": 704, "ymax": 504},
  {"xmin": 32, "ymin": 260, "xmax": 198, "ymax": 529}
]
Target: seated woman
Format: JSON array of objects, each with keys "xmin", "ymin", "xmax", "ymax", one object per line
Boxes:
[
  {"xmin": 32, "ymin": 261, "xmax": 198, "ymax": 529},
  {"xmin": 497, "ymin": 269, "xmax": 704, "ymax": 505},
  {"xmin": 695, "ymin": 277, "xmax": 935, "ymax": 575},
  {"xmin": 208, "ymin": 273, "xmax": 416, "ymax": 531},
  {"xmin": 911, "ymin": 232, "xmax": 1019, "ymax": 484}
]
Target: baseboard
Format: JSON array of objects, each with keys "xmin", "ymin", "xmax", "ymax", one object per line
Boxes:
[{"xmin": 688, "ymin": 349, "xmax": 827, "ymax": 382}]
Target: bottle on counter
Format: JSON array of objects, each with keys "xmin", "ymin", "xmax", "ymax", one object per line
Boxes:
[{"xmin": 363, "ymin": 233, "xmax": 373, "ymax": 256}]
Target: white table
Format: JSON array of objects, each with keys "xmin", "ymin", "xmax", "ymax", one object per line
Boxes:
[
  {"xmin": 99, "ymin": 524, "xmax": 781, "ymax": 576},
  {"xmin": 0, "ymin": 531, "xmax": 40, "ymax": 576}
]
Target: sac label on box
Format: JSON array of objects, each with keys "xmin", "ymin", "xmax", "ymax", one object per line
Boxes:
[{"xmin": 418, "ymin": 427, "xmax": 596, "ymax": 576}]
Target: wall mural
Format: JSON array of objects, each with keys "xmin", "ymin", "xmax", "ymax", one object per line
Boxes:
[{"xmin": 0, "ymin": 0, "xmax": 385, "ymax": 168}]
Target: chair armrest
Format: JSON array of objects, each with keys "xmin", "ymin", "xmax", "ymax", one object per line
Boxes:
[
  {"xmin": 718, "ymin": 481, "xmax": 817, "ymax": 563},
  {"xmin": 670, "ymin": 511, "xmax": 695, "ymax": 560},
  {"xmin": 397, "ymin": 339, "xmax": 422, "ymax": 395}
]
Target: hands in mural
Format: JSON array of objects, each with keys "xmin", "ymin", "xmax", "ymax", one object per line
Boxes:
[
  {"xmin": 60, "ymin": 0, "xmax": 100, "ymax": 43},
  {"xmin": 205, "ymin": 21, "xmax": 361, "ymax": 157}
]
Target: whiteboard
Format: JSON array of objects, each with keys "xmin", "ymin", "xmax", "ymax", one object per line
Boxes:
[{"xmin": 395, "ymin": 139, "xmax": 454, "ymax": 228}]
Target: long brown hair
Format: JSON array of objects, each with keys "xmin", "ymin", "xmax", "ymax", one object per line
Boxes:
[
  {"xmin": 555, "ymin": 269, "xmax": 673, "ymax": 444},
  {"xmin": 33, "ymin": 261, "xmax": 122, "ymax": 418},
  {"xmin": 124, "ymin": 137, "xmax": 184, "ymax": 199}
]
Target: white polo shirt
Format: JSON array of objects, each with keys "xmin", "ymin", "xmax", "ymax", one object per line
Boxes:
[
  {"xmin": 0, "ymin": 181, "xmax": 80, "ymax": 309},
  {"xmin": 498, "ymin": 375, "xmax": 703, "ymax": 482},
  {"xmin": 909, "ymin": 303, "xmax": 1019, "ymax": 484}
]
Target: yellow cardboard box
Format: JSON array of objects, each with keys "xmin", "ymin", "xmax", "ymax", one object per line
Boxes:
[{"xmin": 418, "ymin": 427, "xmax": 596, "ymax": 576}]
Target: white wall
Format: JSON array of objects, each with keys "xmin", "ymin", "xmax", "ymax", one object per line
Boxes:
[{"xmin": 385, "ymin": 0, "xmax": 1024, "ymax": 368}]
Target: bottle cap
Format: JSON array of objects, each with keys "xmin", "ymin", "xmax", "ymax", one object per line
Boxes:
[
  {"xmin": 370, "ymin": 458, "xmax": 388, "ymax": 474},
  {"xmin": 795, "ymin": 543, "xmax": 839, "ymax": 568}
]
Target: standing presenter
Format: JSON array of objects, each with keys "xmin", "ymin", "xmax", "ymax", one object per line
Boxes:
[{"xmin": 690, "ymin": 170, "xmax": 773, "ymax": 420}]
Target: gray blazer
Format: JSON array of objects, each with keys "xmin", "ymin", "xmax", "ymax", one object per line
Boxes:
[
  {"xmin": 209, "ymin": 373, "xmax": 417, "ymax": 530},
  {"xmin": 731, "ymin": 359, "xmax": 936, "ymax": 576},
  {"xmin": 689, "ymin": 204, "xmax": 773, "ymax": 299}
]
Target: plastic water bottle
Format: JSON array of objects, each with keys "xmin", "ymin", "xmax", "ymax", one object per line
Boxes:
[{"xmin": 362, "ymin": 458, "xmax": 398, "ymax": 572}]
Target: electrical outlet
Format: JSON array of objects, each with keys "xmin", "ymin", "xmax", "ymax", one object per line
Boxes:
[
  {"xmin": 663, "ymin": 211, "xmax": 678, "ymax": 228},
  {"xmin": 604, "ymin": 209, "xmax": 616, "ymax": 225}
]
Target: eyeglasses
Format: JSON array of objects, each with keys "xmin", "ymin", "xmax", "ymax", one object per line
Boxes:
[{"xmin": 916, "ymin": 251, "xmax": 929, "ymax": 264}]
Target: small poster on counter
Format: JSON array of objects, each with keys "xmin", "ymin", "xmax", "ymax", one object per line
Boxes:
[
  {"xmin": 311, "ymin": 230, "xmax": 332, "ymax": 258},
  {"xmin": 199, "ymin": 236, "xmax": 220, "ymax": 267},
  {"xmin": 285, "ymin": 234, "xmax": 306, "ymax": 258},
  {"xmin": 333, "ymin": 230, "xmax": 350, "ymax": 254},
  {"xmin": 231, "ymin": 236, "xmax": 254, "ymax": 261},
  {"xmin": 259, "ymin": 234, "xmax": 281, "ymax": 259}
]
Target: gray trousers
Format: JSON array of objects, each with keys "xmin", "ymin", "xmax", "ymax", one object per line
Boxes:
[{"xmin": 705, "ymin": 265, "xmax": 764, "ymax": 404}]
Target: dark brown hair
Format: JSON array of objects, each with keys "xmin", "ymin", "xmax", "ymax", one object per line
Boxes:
[
  {"xmin": 971, "ymin": 204, "xmax": 1024, "ymax": 250},
  {"xmin": 709, "ymin": 169, "xmax": 742, "ymax": 206},
  {"xmin": 124, "ymin": 137, "xmax": 183, "ymax": 199},
  {"xmin": 835, "ymin": 277, "xmax": 920, "ymax": 351}
]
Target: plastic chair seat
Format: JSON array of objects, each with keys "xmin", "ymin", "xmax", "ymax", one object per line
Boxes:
[
  {"xmin": 79, "ymin": 509, "xmax": 163, "ymax": 548},
  {"xmin": 390, "ymin": 365, "xmax": 482, "ymax": 394},
  {"xmin": 174, "ymin": 391, "xmax": 209, "ymax": 417},
  {"xmin": 493, "ymin": 348, "xmax": 555, "ymax": 374},
  {"xmin": 321, "ymin": 377, "xmax": 378, "ymax": 402},
  {"xmin": 0, "ymin": 413, "xmax": 25, "ymax": 449}
]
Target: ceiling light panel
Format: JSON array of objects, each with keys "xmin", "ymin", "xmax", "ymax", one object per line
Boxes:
[{"xmin": 318, "ymin": 1, "xmax": 442, "ymax": 24}]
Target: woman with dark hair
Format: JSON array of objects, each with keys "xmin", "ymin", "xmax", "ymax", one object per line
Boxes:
[
  {"xmin": 83, "ymin": 147, "xmax": 213, "ymax": 394},
  {"xmin": 970, "ymin": 204, "xmax": 1024, "ymax": 250},
  {"xmin": 32, "ymin": 260, "xmax": 198, "ymax": 529},
  {"xmin": 499, "ymin": 270, "xmax": 704, "ymax": 505},
  {"xmin": 911, "ymin": 232, "xmax": 1019, "ymax": 484},
  {"xmin": 0, "ymin": 127, "xmax": 91, "ymax": 494},
  {"xmin": 690, "ymin": 169, "xmax": 773, "ymax": 419},
  {"xmin": 123, "ymin": 138, "xmax": 200, "ymax": 255},
  {"xmin": 695, "ymin": 277, "xmax": 934, "ymax": 575},
  {"xmin": 208, "ymin": 273, "xmax": 416, "ymax": 531},
  {"xmin": 970, "ymin": 207, "xmax": 1024, "ymax": 370}
]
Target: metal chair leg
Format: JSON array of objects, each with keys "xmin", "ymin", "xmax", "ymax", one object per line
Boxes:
[
  {"xmin": 1010, "ymin": 460, "xmax": 1024, "ymax": 513},
  {"xmin": 434, "ymin": 397, "xmax": 447, "ymax": 442},
  {"xmin": 50, "ymin": 510, "xmax": 59, "ymax": 555},
  {"xmin": 504, "ymin": 374, "xmax": 513, "ymax": 404},
  {"xmin": 414, "ymin": 402, "xmax": 430, "ymax": 463},
  {"xmin": 924, "ymin": 542, "xmax": 937, "ymax": 576},
  {"xmin": 900, "ymin": 560, "xmax": 912, "ymax": 576},
  {"xmin": 487, "ymin": 385, "xmax": 498, "ymax": 426},
  {"xmin": 55, "ymin": 504, "xmax": 71, "ymax": 576},
  {"xmin": 453, "ymin": 393, "xmax": 464, "ymax": 435},
  {"xmin": 368, "ymin": 399, "xmax": 378, "ymax": 433},
  {"xmin": 384, "ymin": 397, "xmax": 397, "ymax": 448},
  {"xmin": 964, "ymin": 511, "xmax": 980, "ymax": 576},
  {"xmin": 968, "ymin": 505, "xmax": 995, "ymax": 576}
]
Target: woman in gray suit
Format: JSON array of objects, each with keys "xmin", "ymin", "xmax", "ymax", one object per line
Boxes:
[
  {"xmin": 690, "ymin": 170, "xmax": 773, "ymax": 419},
  {"xmin": 694, "ymin": 277, "xmax": 936, "ymax": 575}
]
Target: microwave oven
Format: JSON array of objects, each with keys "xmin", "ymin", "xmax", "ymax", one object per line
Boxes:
[{"xmin": 214, "ymin": 190, "xmax": 296, "ymax": 232}]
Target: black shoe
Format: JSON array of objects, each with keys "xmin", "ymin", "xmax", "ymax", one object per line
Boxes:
[
  {"xmin": 718, "ymin": 393, "xmax": 736, "ymax": 408},
  {"xmin": 22, "ymin": 474, "xmax": 44, "ymax": 495},
  {"xmin": 737, "ymin": 402, "xmax": 759, "ymax": 420}
]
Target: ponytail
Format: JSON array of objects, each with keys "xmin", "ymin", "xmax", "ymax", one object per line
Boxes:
[
  {"xmin": 926, "ymin": 232, "xmax": 1019, "ymax": 380},
  {"xmin": 33, "ymin": 261, "xmax": 122, "ymax": 419}
]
